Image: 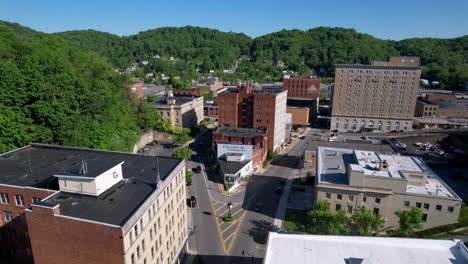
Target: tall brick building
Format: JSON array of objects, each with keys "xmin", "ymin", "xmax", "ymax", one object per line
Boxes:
[
  {"xmin": 331, "ymin": 57, "xmax": 421, "ymax": 132},
  {"xmin": 217, "ymin": 84, "xmax": 287, "ymax": 152},
  {"xmin": 0, "ymin": 144, "xmax": 187, "ymax": 264},
  {"xmin": 282, "ymin": 77, "xmax": 320, "ymax": 99}
]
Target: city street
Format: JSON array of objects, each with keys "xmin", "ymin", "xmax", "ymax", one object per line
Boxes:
[{"xmin": 185, "ymin": 127, "xmax": 316, "ymax": 263}]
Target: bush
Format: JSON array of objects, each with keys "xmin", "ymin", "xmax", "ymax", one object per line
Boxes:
[
  {"xmin": 185, "ymin": 170, "xmax": 193, "ymax": 183},
  {"xmin": 174, "ymin": 147, "xmax": 192, "ymax": 159},
  {"xmin": 224, "ymin": 215, "xmax": 235, "ymax": 222}
]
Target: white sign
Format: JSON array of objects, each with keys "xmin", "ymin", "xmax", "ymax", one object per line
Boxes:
[{"xmin": 217, "ymin": 143, "xmax": 253, "ymax": 160}]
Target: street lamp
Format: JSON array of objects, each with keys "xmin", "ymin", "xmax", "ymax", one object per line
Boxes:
[{"xmin": 227, "ymin": 202, "xmax": 233, "ymax": 218}]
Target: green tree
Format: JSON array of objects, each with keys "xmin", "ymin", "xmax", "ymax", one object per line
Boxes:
[
  {"xmin": 351, "ymin": 207, "xmax": 385, "ymax": 236},
  {"xmin": 306, "ymin": 200, "xmax": 350, "ymax": 235},
  {"xmin": 185, "ymin": 169, "xmax": 193, "ymax": 184},
  {"xmin": 174, "ymin": 147, "xmax": 192, "ymax": 160},
  {"xmin": 390, "ymin": 207, "xmax": 423, "ymax": 237}
]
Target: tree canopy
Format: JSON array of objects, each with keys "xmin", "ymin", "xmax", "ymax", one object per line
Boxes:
[
  {"xmin": 389, "ymin": 207, "xmax": 423, "ymax": 237},
  {"xmin": 0, "ymin": 23, "xmax": 167, "ymax": 153}
]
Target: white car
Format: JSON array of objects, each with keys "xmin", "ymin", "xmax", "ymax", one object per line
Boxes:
[{"xmin": 414, "ymin": 142, "xmax": 423, "ymax": 146}]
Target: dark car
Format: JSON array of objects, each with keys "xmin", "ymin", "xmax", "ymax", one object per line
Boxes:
[
  {"xmin": 193, "ymin": 166, "xmax": 202, "ymax": 173},
  {"xmin": 389, "ymin": 130, "xmax": 398, "ymax": 133},
  {"xmin": 186, "ymin": 180, "xmax": 192, "ymax": 186},
  {"xmin": 190, "ymin": 196, "xmax": 197, "ymax": 208},
  {"xmin": 276, "ymin": 185, "xmax": 283, "ymax": 194}
]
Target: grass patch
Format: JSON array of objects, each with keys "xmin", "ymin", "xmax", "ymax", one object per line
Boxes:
[
  {"xmin": 283, "ymin": 208, "xmax": 308, "ymax": 231},
  {"xmin": 224, "ymin": 183, "xmax": 233, "ymax": 190},
  {"xmin": 416, "ymin": 205, "xmax": 468, "ymax": 238},
  {"xmin": 224, "ymin": 215, "xmax": 235, "ymax": 222}
]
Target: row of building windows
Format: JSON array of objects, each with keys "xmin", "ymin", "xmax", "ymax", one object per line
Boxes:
[
  {"xmin": 0, "ymin": 193, "xmax": 40, "ymax": 208},
  {"xmin": 403, "ymin": 201, "xmax": 454, "ymax": 212}
]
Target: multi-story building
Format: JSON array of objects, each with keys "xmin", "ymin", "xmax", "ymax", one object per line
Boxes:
[
  {"xmin": 287, "ymin": 106, "xmax": 310, "ymax": 126},
  {"xmin": 153, "ymin": 93, "xmax": 204, "ymax": 129},
  {"xmin": 282, "ymin": 76, "xmax": 320, "ymax": 99},
  {"xmin": 0, "ymin": 144, "xmax": 187, "ymax": 264},
  {"xmin": 212, "ymin": 126, "xmax": 267, "ymax": 168},
  {"xmin": 217, "ymin": 85, "xmax": 287, "ymax": 152},
  {"xmin": 316, "ymin": 147, "xmax": 462, "ymax": 230},
  {"xmin": 331, "ymin": 57, "xmax": 422, "ymax": 132},
  {"xmin": 414, "ymin": 94, "xmax": 468, "ymax": 129},
  {"xmin": 204, "ymin": 103, "xmax": 218, "ymax": 119}
]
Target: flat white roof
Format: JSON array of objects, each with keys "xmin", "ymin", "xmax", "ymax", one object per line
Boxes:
[
  {"xmin": 318, "ymin": 147, "xmax": 459, "ymax": 199},
  {"xmin": 264, "ymin": 233, "xmax": 468, "ymax": 264}
]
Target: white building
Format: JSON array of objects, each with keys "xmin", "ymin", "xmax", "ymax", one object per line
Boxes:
[
  {"xmin": 217, "ymin": 143, "xmax": 254, "ymax": 189},
  {"xmin": 264, "ymin": 232, "xmax": 468, "ymax": 264}
]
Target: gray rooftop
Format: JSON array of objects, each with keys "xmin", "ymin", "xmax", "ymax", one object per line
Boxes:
[
  {"xmin": 431, "ymin": 99, "xmax": 468, "ymax": 110},
  {"xmin": 306, "ymin": 140, "xmax": 394, "ymax": 154},
  {"xmin": 218, "ymin": 159, "xmax": 251, "ymax": 175},
  {"xmin": 153, "ymin": 95, "xmax": 200, "ymax": 106},
  {"xmin": 214, "ymin": 126, "xmax": 266, "ymax": 138},
  {"xmin": 0, "ymin": 144, "xmax": 183, "ymax": 226}
]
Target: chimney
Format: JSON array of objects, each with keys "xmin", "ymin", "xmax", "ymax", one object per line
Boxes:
[{"xmin": 379, "ymin": 160, "xmax": 389, "ymax": 171}]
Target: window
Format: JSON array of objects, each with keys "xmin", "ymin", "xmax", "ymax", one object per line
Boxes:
[
  {"xmin": 416, "ymin": 202, "xmax": 422, "ymax": 208},
  {"xmin": 347, "ymin": 205, "xmax": 353, "ymax": 214},
  {"xmin": 375, "ymin": 198, "xmax": 381, "ymax": 204},
  {"xmin": 129, "ymin": 230, "xmax": 134, "ymax": 243},
  {"xmin": 131, "ymin": 254, "xmax": 135, "ymax": 264},
  {"xmin": 142, "ymin": 239, "xmax": 145, "ymax": 251},
  {"xmin": 134, "ymin": 225, "xmax": 139, "ymax": 237},
  {"xmin": 337, "ymin": 194, "xmax": 342, "ymax": 200},
  {"xmin": 404, "ymin": 201, "xmax": 410, "ymax": 207},
  {"xmin": 373, "ymin": 208, "xmax": 380, "ymax": 215},
  {"xmin": 423, "ymin": 203, "xmax": 430, "ymax": 210},
  {"xmin": 0, "ymin": 193, "xmax": 9, "ymax": 204},
  {"xmin": 448, "ymin": 206, "xmax": 454, "ymax": 213},
  {"xmin": 136, "ymin": 246, "xmax": 140, "ymax": 258},
  {"xmin": 3, "ymin": 211, "xmax": 12, "ymax": 223},
  {"xmin": 15, "ymin": 195, "xmax": 24, "ymax": 207},
  {"xmin": 436, "ymin": 205, "xmax": 442, "ymax": 211},
  {"xmin": 325, "ymin": 193, "xmax": 331, "ymax": 199},
  {"xmin": 362, "ymin": 196, "xmax": 367, "ymax": 203},
  {"xmin": 335, "ymin": 204, "xmax": 342, "ymax": 211},
  {"xmin": 422, "ymin": 214, "xmax": 428, "ymax": 222}
]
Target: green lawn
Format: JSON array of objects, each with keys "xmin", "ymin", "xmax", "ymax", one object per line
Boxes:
[{"xmin": 283, "ymin": 208, "xmax": 308, "ymax": 231}]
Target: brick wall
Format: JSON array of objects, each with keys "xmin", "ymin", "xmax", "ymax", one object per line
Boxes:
[
  {"xmin": 283, "ymin": 78, "xmax": 320, "ymax": 99},
  {"xmin": 26, "ymin": 205, "xmax": 124, "ymax": 264}
]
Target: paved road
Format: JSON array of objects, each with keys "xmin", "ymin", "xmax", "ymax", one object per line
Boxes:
[{"xmin": 185, "ymin": 127, "xmax": 316, "ymax": 263}]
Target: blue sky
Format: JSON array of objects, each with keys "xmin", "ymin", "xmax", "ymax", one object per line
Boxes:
[{"xmin": 0, "ymin": 0, "xmax": 467, "ymax": 39}]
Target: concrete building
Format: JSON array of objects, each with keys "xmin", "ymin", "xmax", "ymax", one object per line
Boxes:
[
  {"xmin": 216, "ymin": 143, "xmax": 254, "ymax": 187},
  {"xmin": 264, "ymin": 232, "xmax": 468, "ymax": 264},
  {"xmin": 316, "ymin": 147, "xmax": 462, "ymax": 230},
  {"xmin": 217, "ymin": 85, "xmax": 287, "ymax": 152},
  {"xmin": 196, "ymin": 77, "xmax": 223, "ymax": 92},
  {"xmin": 282, "ymin": 76, "xmax": 320, "ymax": 99},
  {"xmin": 204, "ymin": 103, "xmax": 218, "ymax": 119},
  {"xmin": 153, "ymin": 94, "xmax": 204, "ymax": 129},
  {"xmin": 212, "ymin": 126, "xmax": 267, "ymax": 168},
  {"xmin": 331, "ymin": 57, "xmax": 422, "ymax": 132},
  {"xmin": 414, "ymin": 94, "xmax": 468, "ymax": 129},
  {"xmin": 0, "ymin": 144, "xmax": 187, "ymax": 264}
]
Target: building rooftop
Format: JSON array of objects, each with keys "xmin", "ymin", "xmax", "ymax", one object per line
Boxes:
[
  {"xmin": 143, "ymin": 84, "xmax": 165, "ymax": 96},
  {"xmin": 153, "ymin": 95, "xmax": 200, "ymax": 106},
  {"xmin": 264, "ymin": 232, "xmax": 468, "ymax": 264},
  {"xmin": 214, "ymin": 126, "xmax": 266, "ymax": 138},
  {"xmin": 306, "ymin": 140, "xmax": 394, "ymax": 154},
  {"xmin": 335, "ymin": 64, "xmax": 421, "ymax": 70},
  {"xmin": 431, "ymin": 99, "xmax": 468, "ymax": 110},
  {"xmin": 317, "ymin": 147, "xmax": 459, "ymax": 199},
  {"xmin": 218, "ymin": 159, "xmax": 250, "ymax": 175},
  {"xmin": 0, "ymin": 144, "xmax": 183, "ymax": 226}
]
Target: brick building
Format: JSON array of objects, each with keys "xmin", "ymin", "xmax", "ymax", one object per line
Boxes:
[
  {"xmin": 212, "ymin": 126, "xmax": 267, "ymax": 168},
  {"xmin": 0, "ymin": 144, "xmax": 187, "ymax": 264},
  {"xmin": 129, "ymin": 78, "xmax": 144, "ymax": 98},
  {"xmin": 217, "ymin": 85, "xmax": 287, "ymax": 152},
  {"xmin": 204, "ymin": 103, "xmax": 218, "ymax": 118},
  {"xmin": 331, "ymin": 57, "xmax": 422, "ymax": 132},
  {"xmin": 282, "ymin": 77, "xmax": 320, "ymax": 99},
  {"xmin": 174, "ymin": 87, "xmax": 202, "ymax": 97}
]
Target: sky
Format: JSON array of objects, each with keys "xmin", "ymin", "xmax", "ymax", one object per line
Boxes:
[{"xmin": 0, "ymin": 0, "xmax": 467, "ymax": 40}]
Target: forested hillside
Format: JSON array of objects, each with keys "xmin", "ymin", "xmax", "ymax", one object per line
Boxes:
[
  {"xmin": 53, "ymin": 25, "xmax": 467, "ymax": 89},
  {"xmin": 0, "ymin": 23, "xmax": 166, "ymax": 153}
]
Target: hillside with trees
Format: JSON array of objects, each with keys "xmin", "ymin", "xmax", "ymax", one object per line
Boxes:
[{"xmin": 0, "ymin": 23, "xmax": 166, "ymax": 153}]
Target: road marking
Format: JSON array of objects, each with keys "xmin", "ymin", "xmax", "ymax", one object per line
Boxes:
[
  {"xmin": 231, "ymin": 208, "xmax": 244, "ymax": 217},
  {"xmin": 225, "ymin": 209, "xmax": 248, "ymax": 253},
  {"xmin": 209, "ymin": 197, "xmax": 229, "ymax": 255},
  {"xmin": 221, "ymin": 217, "xmax": 242, "ymax": 234}
]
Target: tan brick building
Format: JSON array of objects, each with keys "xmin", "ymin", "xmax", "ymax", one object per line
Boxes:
[
  {"xmin": 286, "ymin": 106, "xmax": 310, "ymax": 126},
  {"xmin": 1, "ymin": 144, "xmax": 188, "ymax": 264},
  {"xmin": 153, "ymin": 94, "xmax": 204, "ymax": 129},
  {"xmin": 217, "ymin": 84, "xmax": 287, "ymax": 152},
  {"xmin": 331, "ymin": 57, "xmax": 421, "ymax": 132},
  {"xmin": 315, "ymin": 147, "xmax": 462, "ymax": 230}
]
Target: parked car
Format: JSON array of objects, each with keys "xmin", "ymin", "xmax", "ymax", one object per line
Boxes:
[
  {"xmin": 414, "ymin": 142, "xmax": 423, "ymax": 146},
  {"xmin": 193, "ymin": 166, "xmax": 202, "ymax": 173},
  {"xmin": 190, "ymin": 196, "xmax": 197, "ymax": 208},
  {"xmin": 436, "ymin": 150, "xmax": 445, "ymax": 156},
  {"xmin": 186, "ymin": 180, "xmax": 192, "ymax": 186},
  {"xmin": 454, "ymin": 149, "xmax": 465, "ymax": 154}
]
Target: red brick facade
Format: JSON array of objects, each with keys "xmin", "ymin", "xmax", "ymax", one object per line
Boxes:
[
  {"xmin": 174, "ymin": 87, "xmax": 202, "ymax": 97},
  {"xmin": 217, "ymin": 85, "xmax": 279, "ymax": 151},
  {"xmin": 283, "ymin": 78, "xmax": 320, "ymax": 99},
  {"xmin": 425, "ymin": 94, "xmax": 456, "ymax": 102},
  {"xmin": 26, "ymin": 205, "xmax": 124, "ymax": 264},
  {"xmin": 0, "ymin": 185, "xmax": 55, "ymax": 264},
  {"xmin": 212, "ymin": 130, "xmax": 267, "ymax": 167}
]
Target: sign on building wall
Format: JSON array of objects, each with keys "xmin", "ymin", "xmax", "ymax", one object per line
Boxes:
[{"xmin": 217, "ymin": 143, "xmax": 253, "ymax": 159}]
